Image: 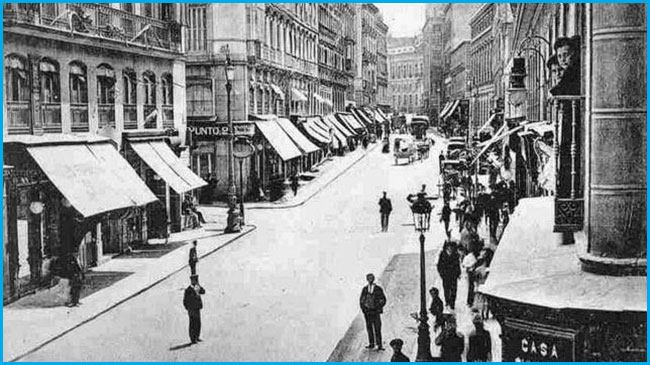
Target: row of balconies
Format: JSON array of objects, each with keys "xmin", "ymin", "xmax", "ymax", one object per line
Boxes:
[
  {"xmin": 3, "ymin": 3, "xmax": 182, "ymax": 53},
  {"xmin": 247, "ymin": 41, "xmax": 318, "ymax": 77}
]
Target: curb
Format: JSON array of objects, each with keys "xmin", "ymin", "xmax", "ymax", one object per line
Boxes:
[
  {"xmin": 247, "ymin": 143, "xmax": 380, "ymax": 210},
  {"xmin": 8, "ymin": 225, "xmax": 257, "ymax": 363}
]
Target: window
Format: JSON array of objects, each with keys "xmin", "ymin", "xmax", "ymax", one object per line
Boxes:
[
  {"xmin": 97, "ymin": 64, "xmax": 116, "ymax": 127},
  {"xmin": 187, "ymin": 81, "xmax": 213, "ymax": 116},
  {"xmin": 161, "ymin": 73, "xmax": 173, "ymax": 105},
  {"xmin": 187, "ymin": 5, "xmax": 207, "ymax": 52},
  {"xmin": 123, "ymin": 69, "xmax": 137, "ymax": 128},
  {"xmin": 69, "ymin": 61, "xmax": 88, "ymax": 132},
  {"xmin": 143, "ymin": 71, "xmax": 157, "ymax": 128},
  {"xmin": 40, "ymin": 58, "xmax": 61, "ymax": 130},
  {"xmin": 160, "ymin": 4, "xmax": 173, "ymax": 21},
  {"xmin": 143, "ymin": 3, "xmax": 154, "ymax": 18},
  {"xmin": 5, "ymin": 54, "xmax": 30, "ymax": 131}
]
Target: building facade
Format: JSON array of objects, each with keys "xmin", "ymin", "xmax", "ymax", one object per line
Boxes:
[
  {"xmin": 317, "ymin": 3, "xmax": 349, "ymax": 114},
  {"xmin": 376, "ymin": 19, "xmax": 390, "ymax": 110},
  {"xmin": 481, "ymin": 3, "xmax": 647, "ymax": 361},
  {"xmin": 354, "ymin": 3, "xmax": 383, "ymax": 106},
  {"xmin": 388, "ymin": 37, "xmax": 424, "ymax": 114},
  {"xmin": 469, "ymin": 3, "xmax": 496, "ymax": 132},
  {"xmin": 421, "ymin": 13, "xmax": 444, "ymax": 123},
  {"xmin": 3, "ymin": 3, "xmax": 197, "ymax": 303}
]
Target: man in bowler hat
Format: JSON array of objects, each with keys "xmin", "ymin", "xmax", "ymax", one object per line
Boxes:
[{"xmin": 183, "ymin": 274, "xmax": 206, "ymax": 344}]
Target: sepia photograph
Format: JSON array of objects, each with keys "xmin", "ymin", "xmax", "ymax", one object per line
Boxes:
[{"xmin": 2, "ymin": 2, "xmax": 646, "ymax": 362}]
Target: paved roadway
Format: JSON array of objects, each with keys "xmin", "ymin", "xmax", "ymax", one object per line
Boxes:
[{"xmin": 20, "ymin": 135, "xmax": 447, "ymax": 362}]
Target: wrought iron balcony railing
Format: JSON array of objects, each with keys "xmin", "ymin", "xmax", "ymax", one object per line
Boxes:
[
  {"xmin": 4, "ymin": 3, "xmax": 181, "ymax": 52},
  {"xmin": 549, "ymin": 95, "xmax": 585, "ymax": 232}
]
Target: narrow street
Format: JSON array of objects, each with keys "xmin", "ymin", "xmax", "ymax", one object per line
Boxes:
[{"xmin": 18, "ymin": 136, "xmax": 450, "ymax": 362}]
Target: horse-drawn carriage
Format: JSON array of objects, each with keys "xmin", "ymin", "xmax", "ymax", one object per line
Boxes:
[{"xmin": 394, "ymin": 136, "xmax": 418, "ymax": 164}]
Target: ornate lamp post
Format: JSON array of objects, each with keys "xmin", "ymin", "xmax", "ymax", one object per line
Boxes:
[
  {"xmin": 410, "ymin": 193, "xmax": 433, "ymax": 362},
  {"xmin": 223, "ymin": 45, "xmax": 241, "ymax": 233}
]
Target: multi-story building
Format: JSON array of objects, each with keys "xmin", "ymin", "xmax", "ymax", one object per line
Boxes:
[
  {"xmin": 388, "ymin": 37, "xmax": 424, "ymax": 114},
  {"xmin": 376, "ymin": 19, "xmax": 390, "ymax": 110},
  {"xmin": 421, "ymin": 12, "xmax": 444, "ymax": 122},
  {"xmin": 340, "ymin": 3, "xmax": 357, "ymax": 107},
  {"xmin": 469, "ymin": 3, "xmax": 496, "ymax": 131},
  {"xmin": 184, "ymin": 3, "xmax": 320, "ymax": 200},
  {"xmin": 317, "ymin": 3, "xmax": 348, "ymax": 114},
  {"xmin": 480, "ymin": 4, "xmax": 647, "ymax": 361},
  {"xmin": 3, "ymin": 3, "xmax": 200, "ymax": 303},
  {"xmin": 355, "ymin": 4, "xmax": 380, "ymax": 106}
]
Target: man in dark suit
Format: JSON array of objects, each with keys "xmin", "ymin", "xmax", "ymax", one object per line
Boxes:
[
  {"xmin": 189, "ymin": 241, "xmax": 198, "ymax": 275},
  {"xmin": 378, "ymin": 192, "xmax": 393, "ymax": 232},
  {"xmin": 359, "ymin": 273, "xmax": 387, "ymax": 350},
  {"xmin": 183, "ymin": 275, "xmax": 206, "ymax": 344}
]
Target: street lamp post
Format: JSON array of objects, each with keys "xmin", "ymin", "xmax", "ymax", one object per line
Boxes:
[
  {"xmin": 223, "ymin": 45, "xmax": 241, "ymax": 234},
  {"xmin": 410, "ymin": 193, "xmax": 433, "ymax": 362}
]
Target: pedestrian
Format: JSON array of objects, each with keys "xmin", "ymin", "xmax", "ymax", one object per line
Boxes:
[
  {"xmin": 66, "ymin": 255, "xmax": 84, "ymax": 307},
  {"xmin": 189, "ymin": 240, "xmax": 199, "ymax": 275},
  {"xmin": 443, "ymin": 182, "xmax": 452, "ymax": 202},
  {"xmin": 429, "ymin": 287, "xmax": 444, "ymax": 331},
  {"xmin": 440, "ymin": 201, "xmax": 452, "ymax": 238},
  {"xmin": 291, "ymin": 175, "xmax": 300, "ymax": 196},
  {"xmin": 378, "ymin": 191, "xmax": 393, "ymax": 232},
  {"xmin": 389, "ymin": 339, "xmax": 410, "ymax": 362},
  {"xmin": 467, "ymin": 315, "xmax": 492, "ymax": 362},
  {"xmin": 436, "ymin": 241, "xmax": 460, "ymax": 310},
  {"xmin": 183, "ymin": 274, "xmax": 206, "ymax": 344},
  {"xmin": 362, "ymin": 134, "xmax": 369, "ymax": 150},
  {"xmin": 359, "ymin": 273, "xmax": 387, "ymax": 351},
  {"xmin": 486, "ymin": 194, "xmax": 500, "ymax": 243},
  {"xmin": 434, "ymin": 315, "xmax": 465, "ymax": 362},
  {"xmin": 191, "ymin": 195, "xmax": 206, "ymax": 225},
  {"xmin": 462, "ymin": 248, "xmax": 478, "ymax": 307}
]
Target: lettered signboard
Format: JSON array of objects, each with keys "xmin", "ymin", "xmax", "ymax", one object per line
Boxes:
[{"xmin": 503, "ymin": 318, "xmax": 577, "ymax": 362}]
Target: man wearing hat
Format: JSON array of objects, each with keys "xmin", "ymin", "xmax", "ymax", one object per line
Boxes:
[
  {"xmin": 389, "ymin": 339, "xmax": 410, "ymax": 362},
  {"xmin": 359, "ymin": 273, "xmax": 387, "ymax": 350},
  {"xmin": 467, "ymin": 314, "xmax": 492, "ymax": 362},
  {"xmin": 183, "ymin": 275, "xmax": 206, "ymax": 344}
]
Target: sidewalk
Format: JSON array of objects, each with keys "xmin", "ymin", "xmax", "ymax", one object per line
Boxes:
[
  {"xmin": 3, "ymin": 224, "xmax": 256, "ymax": 362},
  {"xmin": 327, "ymin": 245, "xmax": 502, "ymax": 362},
  {"xmin": 233, "ymin": 142, "xmax": 379, "ymax": 210}
]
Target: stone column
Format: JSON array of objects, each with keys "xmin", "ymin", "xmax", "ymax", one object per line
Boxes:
[{"xmin": 582, "ymin": 3, "xmax": 646, "ymax": 275}]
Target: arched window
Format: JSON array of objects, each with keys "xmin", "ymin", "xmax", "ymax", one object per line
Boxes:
[
  {"xmin": 5, "ymin": 54, "xmax": 30, "ymax": 132},
  {"xmin": 161, "ymin": 73, "xmax": 174, "ymax": 128},
  {"xmin": 69, "ymin": 61, "xmax": 88, "ymax": 132},
  {"xmin": 143, "ymin": 71, "xmax": 157, "ymax": 128},
  {"xmin": 39, "ymin": 58, "xmax": 61, "ymax": 131},
  {"xmin": 122, "ymin": 68, "xmax": 137, "ymax": 129},
  {"xmin": 97, "ymin": 63, "xmax": 116, "ymax": 127}
]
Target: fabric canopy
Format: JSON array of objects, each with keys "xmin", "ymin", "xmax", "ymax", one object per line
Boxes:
[
  {"xmin": 325, "ymin": 114, "xmax": 353, "ymax": 139},
  {"xmin": 276, "ymin": 118, "xmax": 320, "ymax": 154},
  {"xmin": 339, "ymin": 113, "xmax": 366, "ymax": 131},
  {"xmin": 333, "ymin": 114, "xmax": 358, "ymax": 136},
  {"xmin": 477, "ymin": 113, "xmax": 498, "ymax": 134},
  {"xmin": 471, "ymin": 125, "xmax": 524, "ymax": 165},
  {"xmin": 27, "ymin": 142, "xmax": 158, "ymax": 218},
  {"xmin": 351, "ymin": 108, "xmax": 373, "ymax": 127},
  {"xmin": 323, "ymin": 115, "xmax": 348, "ymax": 148},
  {"xmin": 439, "ymin": 102, "xmax": 453, "ymax": 118},
  {"xmin": 255, "ymin": 120, "xmax": 303, "ymax": 161},
  {"xmin": 441, "ymin": 100, "xmax": 460, "ymax": 119},
  {"xmin": 300, "ymin": 118, "xmax": 331, "ymax": 144},
  {"xmin": 130, "ymin": 141, "xmax": 207, "ymax": 194},
  {"xmin": 291, "ymin": 89, "xmax": 308, "ymax": 102},
  {"xmin": 271, "ymin": 84, "xmax": 285, "ymax": 100}
]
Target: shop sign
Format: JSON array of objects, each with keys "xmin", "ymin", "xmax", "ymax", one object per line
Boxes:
[
  {"xmin": 503, "ymin": 320, "xmax": 576, "ymax": 362},
  {"xmin": 187, "ymin": 123, "xmax": 255, "ymax": 140}
]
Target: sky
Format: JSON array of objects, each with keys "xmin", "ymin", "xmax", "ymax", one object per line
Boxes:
[{"xmin": 375, "ymin": 3, "xmax": 426, "ymax": 38}]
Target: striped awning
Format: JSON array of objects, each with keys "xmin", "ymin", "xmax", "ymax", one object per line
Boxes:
[{"xmin": 441, "ymin": 100, "xmax": 460, "ymax": 119}]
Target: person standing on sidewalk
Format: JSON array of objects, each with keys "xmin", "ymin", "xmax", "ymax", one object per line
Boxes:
[
  {"xmin": 440, "ymin": 201, "xmax": 452, "ymax": 238},
  {"xmin": 189, "ymin": 241, "xmax": 199, "ymax": 275},
  {"xmin": 183, "ymin": 275, "xmax": 206, "ymax": 344},
  {"xmin": 378, "ymin": 192, "xmax": 393, "ymax": 232},
  {"xmin": 436, "ymin": 241, "xmax": 460, "ymax": 310},
  {"xmin": 359, "ymin": 273, "xmax": 387, "ymax": 351},
  {"xmin": 389, "ymin": 339, "xmax": 410, "ymax": 362},
  {"xmin": 467, "ymin": 315, "xmax": 492, "ymax": 362},
  {"xmin": 66, "ymin": 255, "xmax": 84, "ymax": 307},
  {"xmin": 290, "ymin": 175, "xmax": 300, "ymax": 196},
  {"xmin": 429, "ymin": 287, "xmax": 444, "ymax": 331},
  {"xmin": 435, "ymin": 315, "xmax": 465, "ymax": 362}
]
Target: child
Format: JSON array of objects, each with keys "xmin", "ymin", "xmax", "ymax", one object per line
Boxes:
[
  {"xmin": 389, "ymin": 339, "xmax": 410, "ymax": 362},
  {"xmin": 429, "ymin": 287, "xmax": 444, "ymax": 331}
]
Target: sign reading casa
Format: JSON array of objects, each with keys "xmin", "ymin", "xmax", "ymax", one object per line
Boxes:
[{"xmin": 503, "ymin": 322, "xmax": 576, "ymax": 362}]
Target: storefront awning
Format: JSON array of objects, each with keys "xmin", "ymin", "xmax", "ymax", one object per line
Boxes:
[
  {"xmin": 323, "ymin": 115, "xmax": 348, "ymax": 148},
  {"xmin": 441, "ymin": 100, "xmax": 460, "ymax": 119},
  {"xmin": 477, "ymin": 113, "xmax": 498, "ymax": 135},
  {"xmin": 334, "ymin": 114, "xmax": 359, "ymax": 136},
  {"xmin": 339, "ymin": 113, "xmax": 366, "ymax": 131},
  {"xmin": 271, "ymin": 84, "xmax": 285, "ymax": 100},
  {"xmin": 27, "ymin": 142, "xmax": 158, "ymax": 218},
  {"xmin": 300, "ymin": 117, "xmax": 331, "ymax": 144},
  {"xmin": 130, "ymin": 141, "xmax": 207, "ymax": 194},
  {"xmin": 351, "ymin": 108, "xmax": 374, "ymax": 127},
  {"xmin": 525, "ymin": 121, "xmax": 554, "ymax": 136},
  {"xmin": 255, "ymin": 120, "xmax": 303, "ymax": 161},
  {"xmin": 439, "ymin": 101, "xmax": 453, "ymax": 118},
  {"xmin": 291, "ymin": 89, "xmax": 308, "ymax": 102},
  {"xmin": 328, "ymin": 115, "xmax": 355, "ymax": 138},
  {"xmin": 276, "ymin": 118, "xmax": 321, "ymax": 154},
  {"xmin": 471, "ymin": 124, "xmax": 524, "ymax": 165}
]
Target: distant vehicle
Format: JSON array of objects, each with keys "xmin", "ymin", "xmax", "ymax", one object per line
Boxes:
[
  {"xmin": 410, "ymin": 115, "xmax": 430, "ymax": 141},
  {"xmin": 394, "ymin": 136, "xmax": 417, "ymax": 164}
]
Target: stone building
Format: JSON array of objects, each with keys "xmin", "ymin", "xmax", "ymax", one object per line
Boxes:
[
  {"xmin": 469, "ymin": 4, "xmax": 496, "ymax": 132},
  {"xmin": 3, "ymin": 3, "xmax": 203, "ymax": 303},
  {"xmin": 387, "ymin": 37, "xmax": 424, "ymax": 114},
  {"xmin": 354, "ymin": 3, "xmax": 384, "ymax": 106},
  {"xmin": 376, "ymin": 19, "xmax": 390, "ymax": 111},
  {"xmin": 421, "ymin": 11, "xmax": 444, "ymax": 122},
  {"xmin": 317, "ymin": 3, "xmax": 349, "ymax": 114},
  {"xmin": 480, "ymin": 3, "xmax": 647, "ymax": 361}
]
